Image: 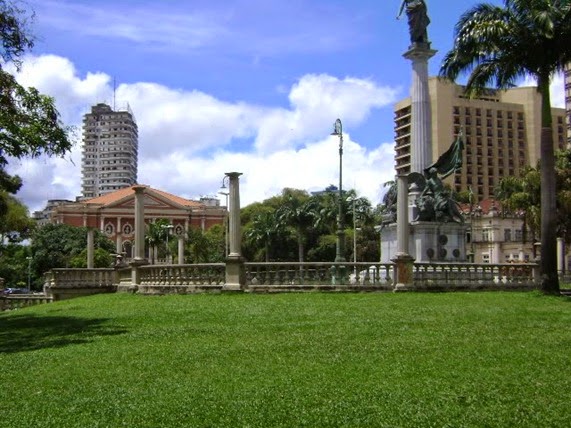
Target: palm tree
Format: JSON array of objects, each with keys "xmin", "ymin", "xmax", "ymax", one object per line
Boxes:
[
  {"xmin": 145, "ymin": 219, "xmax": 170, "ymax": 263},
  {"xmin": 440, "ymin": 0, "xmax": 571, "ymax": 294},
  {"xmin": 495, "ymin": 168, "xmax": 541, "ymax": 245},
  {"xmin": 277, "ymin": 189, "xmax": 317, "ymax": 263},
  {"xmin": 245, "ymin": 210, "xmax": 282, "ymax": 262}
]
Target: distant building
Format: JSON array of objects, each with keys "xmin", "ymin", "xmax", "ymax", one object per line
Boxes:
[
  {"xmin": 32, "ymin": 199, "xmax": 74, "ymax": 226},
  {"xmin": 47, "ymin": 185, "xmax": 226, "ymax": 259},
  {"xmin": 565, "ymin": 64, "xmax": 571, "ymax": 146},
  {"xmin": 81, "ymin": 103, "xmax": 138, "ymax": 199},
  {"xmin": 462, "ymin": 199, "xmax": 535, "ymax": 264},
  {"xmin": 394, "ymin": 78, "xmax": 567, "ymax": 201}
]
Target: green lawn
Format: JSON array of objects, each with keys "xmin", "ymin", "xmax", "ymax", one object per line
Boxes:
[{"xmin": 1, "ymin": 292, "xmax": 570, "ymax": 427}]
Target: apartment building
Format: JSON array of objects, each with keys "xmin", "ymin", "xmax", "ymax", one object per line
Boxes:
[
  {"xmin": 565, "ymin": 64, "xmax": 571, "ymax": 145},
  {"xmin": 81, "ymin": 103, "xmax": 138, "ymax": 199},
  {"xmin": 394, "ymin": 78, "xmax": 567, "ymax": 200}
]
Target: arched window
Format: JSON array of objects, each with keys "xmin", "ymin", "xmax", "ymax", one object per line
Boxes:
[{"xmin": 104, "ymin": 223, "xmax": 114, "ymax": 236}]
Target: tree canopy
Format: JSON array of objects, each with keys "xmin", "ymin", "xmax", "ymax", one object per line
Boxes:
[
  {"xmin": 30, "ymin": 223, "xmax": 115, "ymax": 275},
  {"xmin": 0, "ymin": 0, "xmax": 72, "ymax": 196}
]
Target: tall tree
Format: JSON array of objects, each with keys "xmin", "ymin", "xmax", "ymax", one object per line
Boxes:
[
  {"xmin": 245, "ymin": 209, "xmax": 282, "ymax": 262},
  {"xmin": 277, "ymin": 189, "xmax": 316, "ymax": 263},
  {"xmin": 440, "ymin": 0, "xmax": 571, "ymax": 294},
  {"xmin": 495, "ymin": 167, "xmax": 541, "ymax": 244}
]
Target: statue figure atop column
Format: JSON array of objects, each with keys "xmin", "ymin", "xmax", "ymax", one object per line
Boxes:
[
  {"xmin": 397, "ymin": 0, "xmax": 436, "ymax": 176},
  {"xmin": 397, "ymin": 0, "xmax": 431, "ymax": 47}
]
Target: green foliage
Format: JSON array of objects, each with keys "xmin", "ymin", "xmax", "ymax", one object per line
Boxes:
[
  {"xmin": 145, "ymin": 219, "xmax": 171, "ymax": 263},
  {"xmin": 0, "ymin": 0, "xmax": 72, "ymax": 221},
  {"xmin": 0, "ymin": 243, "xmax": 31, "ymax": 288},
  {"xmin": 495, "ymin": 150, "xmax": 571, "ymax": 244},
  {"xmin": 0, "ymin": 191, "xmax": 34, "ymax": 242},
  {"xmin": 185, "ymin": 226, "xmax": 225, "ymax": 263},
  {"xmin": 0, "ymin": 0, "xmax": 72, "ymax": 168},
  {"xmin": 69, "ymin": 248, "xmax": 113, "ymax": 268},
  {"xmin": 240, "ymin": 187, "xmax": 380, "ymax": 262},
  {"xmin": 0, "ymin": 292, "xmax": 570, "ymax": 427},
  {"xmin": 30, "ymin": 224, "xmax": 114, "ymax": 275}
]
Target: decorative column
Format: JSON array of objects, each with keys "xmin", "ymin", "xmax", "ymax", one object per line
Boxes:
[
  {"xmin": 133, "ymin": 185, "xmax": 147, "ymax": 261},
  {"xmin": 178, "ymin": 237, "xmax": 185, "ymax": 265},
  {"xmin": 87, "ymin": 228, "xmax": 94, "ymax": 269},
  {"xmin": 557, "ymin": 237, "xmax": 565, "ymax": 274},
  {"xmin": 224, "ymin": 172, "xmax": 245, "ymax": 291},
  {"xmin": 403, "ymin": 45, "xmax": 437, "ymax": 175},
  {"xmin": 116, "ymin": 217, "xmax": 123, "ymax": 254},
  {"xmin": 128, "ymin": 185, "xmax": 148, "ymax": 291},
  {"xmin": 392, "ymin": 174, "xmax": 415, "ymax": 291}
]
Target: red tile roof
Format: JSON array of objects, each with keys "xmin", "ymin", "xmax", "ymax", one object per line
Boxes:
[{"xmin": 82, "ymin": 185, "xmax": 204, "ymax": 208}]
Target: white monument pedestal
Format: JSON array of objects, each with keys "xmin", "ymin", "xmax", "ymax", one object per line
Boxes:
[{"xmin": 381, "ymin": 221, "xmax": 468, "ymax": 263}]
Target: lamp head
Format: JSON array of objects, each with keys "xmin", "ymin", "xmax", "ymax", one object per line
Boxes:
[{"xmin": 331, "ymin": 118, "xmax": 342, "ymax": 136}]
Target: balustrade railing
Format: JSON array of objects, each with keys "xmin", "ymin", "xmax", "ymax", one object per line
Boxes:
[
  {"xmin": 1, "ymin": 295, "xmax": 53, "ymax": 311},
  {"xmin": 245, "ymin": 262, "xmax": 394, "ymax": 289},
  {"xmin": 36, "ymin": 260, "xmax": 542, "ymax": 298},
  {"xmin": 138, "ymin": 264, "xmax": 225, "ymax": 286},
  {"xmin": 46, "ymin": 268, "xmax": 116, "ymax": 288},
  {"xmin": 413, "ymin": 262, "xmax": 539, "ymax": 290}
]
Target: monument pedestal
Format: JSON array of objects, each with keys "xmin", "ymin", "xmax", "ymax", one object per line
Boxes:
[{"xmin": 381, "ymin": 221, "xmax": 468, "ymax": 263}]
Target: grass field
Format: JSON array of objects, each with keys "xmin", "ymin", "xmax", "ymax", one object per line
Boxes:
[{"xmin": 1, "ymin": 292, "xmax": 570, "ymax": 427}]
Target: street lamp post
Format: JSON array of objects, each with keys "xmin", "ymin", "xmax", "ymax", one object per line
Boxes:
[
  {"xmin": 161, "ymin": 224, "xmax": 174, "ymax": 263},
  {"xmin": 331, "ymin": 118, "xmax": 346, "ymax": 263},
  {"xmin": 351, "ymin": 197, "xmax": 361, "ymax": 276},
  {"xmin": 26, "ymin": 256, "xmax": 32, "ymax": 291}
]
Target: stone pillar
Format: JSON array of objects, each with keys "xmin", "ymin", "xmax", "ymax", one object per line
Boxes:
[
  {"xmin": 557, "ymin": 237, "xmax": 564, "ymax": 273},
  {"xmin": 87, "ymin": 228, "xmax": 94, "ymax": 269},
  {"xmin": 393, "ymin": 174, "xmax": 415, "ymax": 291},
  {"xmin": 133, "ymin": 185, "xmax": 147, "ymax": 261},
  {"xmin": 129, "ymin": 185, "xmax": 148, "ymax": 290},
  {"xmin": 228, "ymin": 173, "xmax": 243, "ymax": 257},
  {"xmin": 403, "ymin": 45, "xmax": 437, "ymax": 174},
  {"xmin": 178, "ymin": 237, "xmax": 185, "ymax": 265},
  {"xmin": 116, "ymin": 234, "xmax": 123, "ymax": 255},
  {"xmin": 396, "ymin": 175, "xmax": 410, "ymax": 257},
  {"xmin": 492, "ymin": 242, "xmax": 501, "ymax": 264},
  {"xmin": 224, "ymin": 172, "xmax": 245, "ymax": 291}
]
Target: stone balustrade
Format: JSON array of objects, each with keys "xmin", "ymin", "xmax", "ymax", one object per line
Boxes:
[
  {"xmin": 44, "ymin": 268, "xmax": 117, "ymax": 300},
  {"xmin": 1, "ymin": 295, "xmax": 53, "ymax": 311},
  {"xmin": 137, "ymin": 264, "xmax": 225, "ymax": 294},
  {"xmin": 412, "ymin": 262, "xmax": 539, "ymax": 291},
  {"xmin": 32, "ymin": 261, "xmax": 543, "ymax": 300},
  {"xmin": 245, "ymin": 262, "xmax": 395, "ymax": 291}
]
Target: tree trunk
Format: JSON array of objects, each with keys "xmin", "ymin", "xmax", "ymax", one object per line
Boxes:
[
  {"xmin": 538, "ymin": 77, "xmax": 560, "ymax": 294},
  {"xmin": 297, "ymin": 227, "xmax": 305, "ymax": 263}
]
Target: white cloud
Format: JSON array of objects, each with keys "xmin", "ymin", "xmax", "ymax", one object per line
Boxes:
[
  {"xmin": 7, "ymin": 54, "xmax": 398, "ymax": 212},
  {"xmin": 521, "ymin": 71, "xmax": 565, "ymax": 109},
  {"xmin": 254, "ymin": 74, "xmax": 398, "ymax": 153}
]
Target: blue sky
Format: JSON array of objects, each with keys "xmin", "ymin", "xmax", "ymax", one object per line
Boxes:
[{"xmin": 6, "ymin": 0, "xmax": 565, "ymax": 212}]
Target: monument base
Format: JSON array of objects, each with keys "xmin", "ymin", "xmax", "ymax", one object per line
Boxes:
[{"xmin": 381, "ymin": 221, "xmax": 468, "ymax": 263}]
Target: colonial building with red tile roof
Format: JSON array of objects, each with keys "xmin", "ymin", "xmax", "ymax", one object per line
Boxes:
[{"xmin": 48, "ymin": 185, "xmax": 226, "ymax": 258}]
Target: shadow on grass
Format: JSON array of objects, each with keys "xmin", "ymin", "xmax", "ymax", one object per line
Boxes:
[{"xmin": 0, "ymin": 314, "xmax": 127, "ymax": 354}]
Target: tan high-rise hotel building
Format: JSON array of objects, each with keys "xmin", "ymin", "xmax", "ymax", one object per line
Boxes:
[{"xmin": 394, "ymin": 77, "xmax": 567, "ymax": 201}]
